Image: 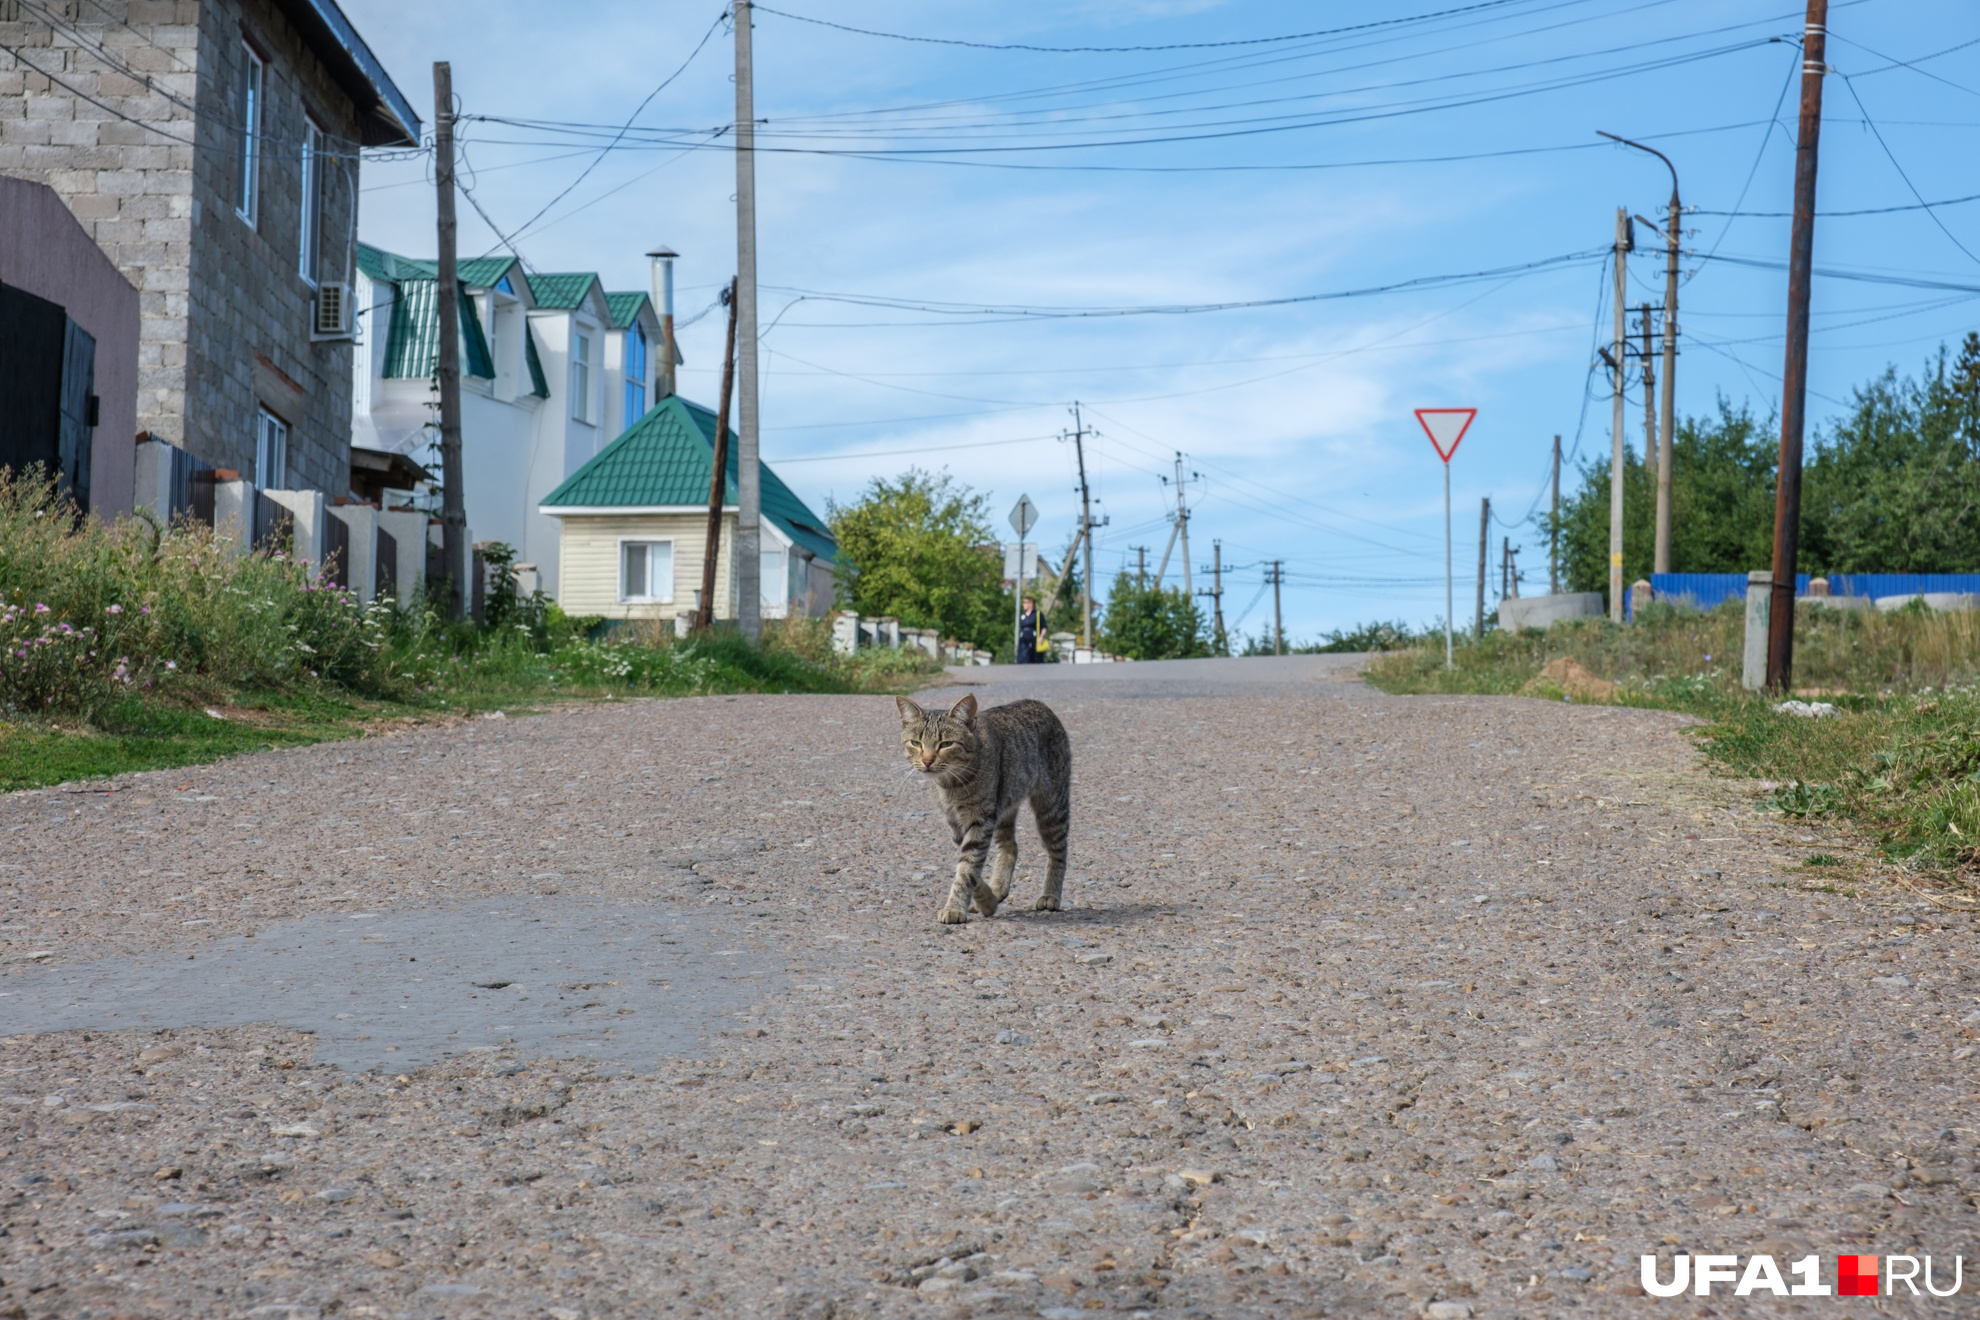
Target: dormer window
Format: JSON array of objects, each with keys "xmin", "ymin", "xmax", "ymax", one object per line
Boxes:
[
  {"xmin": 571, "ymin": 329, "xmax": 593, "ymax": 423},
  {"xmin": 624, "ymin": 325, "xmax": 647, "ymax": 423}
]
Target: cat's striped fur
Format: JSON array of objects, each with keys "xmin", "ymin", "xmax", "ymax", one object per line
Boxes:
[{"xmin": 896, "ymin": 693, "xmax": 1072, "ymax": 924}]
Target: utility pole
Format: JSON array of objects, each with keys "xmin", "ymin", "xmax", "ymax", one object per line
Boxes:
[
  {"xmin": 733, "ymin": 0, "xmax": 762, "ymax": 642},
  {"xmin": 1152, "ymin": 453, "xmax": 1194, "ymax": 592},
  {"xmin": 1177, "ymin": 455, "xmax": 1193, "ymax": 598},
  {"xmin": 1476, "ymin": 496, "xmax": 1490, "ymax": 638},
  {"xmin": 1267, "ymin": 560, "xmax": 1284, "ymax": 656},
  {"xmin": 1640, "ymin": 303, "xmax": 1658, "ymax": 496},
  {"xmin": 1501, "ymin": 536, "xmax": 1509, "ymax": 604},
  {"xmin": 1599, "ymin": 131, "xmax": 1683, "ymax": 576},
  {"xmin": 696, "ymin": 278, "xmax": 739, "ymax": 632},
  {"xmin": 1134, "ymin": 546, "xmax": 1146, "ymax": 588},
  {"xmin": 649, "ymin": 245, "xmax": 678, "ymax": 399},
  {"xmin": 432, "ymin": 62, "xmax": 466, "ymax": 622},
  {"xmin": 1768, "ymin": 0, "xmax": 1829, "ymax": 694},
  {"xmin": 1549, "ymin": 434, "xmax": 1561, "ymax": 595},
  {"xmin": 1200, "ymin": 540, "xmax": 1226, "ymax": 655},
  {"xmin": 1067, "ymin": 403, "xmax": 1096, "ymax": 651},
  {"xmin": 1608, "ymin": 206, "xmax": 1630, "ymax": 622}
]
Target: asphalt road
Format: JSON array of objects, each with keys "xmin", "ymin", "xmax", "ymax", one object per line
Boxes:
[{"xmin": 2, "ymin": 656, "xmax": 1975, "ymax": 1318}]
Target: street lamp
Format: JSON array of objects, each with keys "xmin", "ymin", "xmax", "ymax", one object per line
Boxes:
[{"xmin": 1598, "ymin": 131, "xmax": 1680, "ymax": 576}]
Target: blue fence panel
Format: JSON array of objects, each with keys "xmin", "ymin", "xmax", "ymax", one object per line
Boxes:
[{"xmin": 1644, "ymin": 572, "xmax": 1980, "ymax": 617}]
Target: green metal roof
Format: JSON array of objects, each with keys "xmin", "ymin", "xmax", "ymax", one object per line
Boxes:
[
  {"xmin": 524, "ymin": 324, "xmax": 549, "ymax": 398},
  {"xmin": 381, "ymin": 279, "xmax": 496, "ymax": 380},
  {"xmin": 604, "ymin": 292, "xmax": 650, "ymax": 329},
  {"xmin": 357, "ymin": 243, "xmax": 520, "ymax": 293},
  {"xmin": 525, "ymin": 272, "xmax": 599, "ymax": 310},
  {"xmin": 541, "ymin": 395, "xmax": 836, "ymax": 563}
]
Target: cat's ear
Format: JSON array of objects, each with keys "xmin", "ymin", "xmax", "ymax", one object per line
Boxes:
[
  {"xmin": 896, "ymin": 696, "xmax": 925, "ymax": 725},
  {"xmin": 948, "ymin": 693, "xmax": 978, "ymax": 728}
]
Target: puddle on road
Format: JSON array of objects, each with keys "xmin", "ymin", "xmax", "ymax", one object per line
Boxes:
[{"xmin": 0, "ymin": 898, "xmax": 779, "ymax": 1072}]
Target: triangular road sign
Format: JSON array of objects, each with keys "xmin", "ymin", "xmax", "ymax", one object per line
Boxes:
[{"xmin": 1415, "ymin": 408, "xmax": 1477, "ymax": 463}]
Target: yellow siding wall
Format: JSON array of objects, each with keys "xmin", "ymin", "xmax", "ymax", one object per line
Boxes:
[{"xmin": 556, "ymin": 513, "xmax": 736, "ymax": 620}]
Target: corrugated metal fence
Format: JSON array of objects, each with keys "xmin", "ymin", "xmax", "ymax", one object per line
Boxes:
[{"xmin": 1646, "ymin": 573, "xmax": 1980, "ymax": 613}]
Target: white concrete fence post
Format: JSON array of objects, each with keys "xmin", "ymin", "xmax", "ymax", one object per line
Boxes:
[{"xmin": 1742, "ymin": 570, "xmax": 1772, "ymax": 691}]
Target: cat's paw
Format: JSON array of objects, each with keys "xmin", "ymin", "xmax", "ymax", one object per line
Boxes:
[
  {"xmin": 1033, "ymin": 894, "xmax": 1061, "ymax": 912},
  {"xmin": 937, "ymin": 904, "xmax": 970, "ymax": 925},
  {"xmin": 973, "ymin": 891, "xmax": 1001, "ymax": 917}
]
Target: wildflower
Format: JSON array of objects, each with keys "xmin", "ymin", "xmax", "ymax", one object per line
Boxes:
[
  {"xmin": 164, "ymin": 660, "xmax": 178, "ymax": 671},
  {"xmin": 33, "ymin": 603, "xmax": 49, "ymax": 614},
  {"xmin": 105, "ymin": 604, "xmax": 123, "ymax": 615}
]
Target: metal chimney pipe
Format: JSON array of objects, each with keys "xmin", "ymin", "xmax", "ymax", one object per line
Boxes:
[{"xmin": 647, "ymin": 244, "xmax": 677, "ymax": 399}]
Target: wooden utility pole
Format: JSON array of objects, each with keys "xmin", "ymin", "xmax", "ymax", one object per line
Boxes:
[
  {"xmin": 1768, "ymin": 0, "xmax": 1829, "ymax": 693},
  {"xmin": 1476, "ymin": 496, "xmax": 1490, "ymax": 637},
  {"xmin": 1268, "ymin": 560, "xmax": 1284, "ymax": 656},
  {"xmin": 1608, "ymin": 207, "xmax": 1630, "ymax": 621},
  {"xmin": 1134, "ymin": 546, "xmax": 1147, "ymax": 587},
  {"xmin": 1549, "ymin": 434, "xmax": 1561, "ymax": 594},
  {"xmin": 733, "ymin": 0, "xmax": 762, "ymax": 642},
  {"xmin": 696, "ymin": 278, "xmax": 739, "ymax": 631},
  {"xmin": 432, "ymin": 62, "xmax": 466, "ymax": 621},
  {"xmin": 1068, "ymin": 404, "xmax": 1096, "ymax": 650}
]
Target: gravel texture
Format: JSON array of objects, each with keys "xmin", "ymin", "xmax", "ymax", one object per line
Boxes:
[{"xmin": 2, "ymin": 653, "xmax": 1977, "ymax": 1318}]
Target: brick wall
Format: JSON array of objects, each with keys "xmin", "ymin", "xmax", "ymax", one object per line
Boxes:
[{"xmin": 0, "ymin": 0, "xmax": 365, "ymax": 496}]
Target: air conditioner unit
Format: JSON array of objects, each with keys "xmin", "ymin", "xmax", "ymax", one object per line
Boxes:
[{"xmin": 313, "ymin": 282, "xmax": 353, "ymax": 339}]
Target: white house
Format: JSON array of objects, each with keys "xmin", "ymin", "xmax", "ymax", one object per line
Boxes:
[{"xmin": 350, "ymin": 244, "xmax": 671, "ymax": 596}]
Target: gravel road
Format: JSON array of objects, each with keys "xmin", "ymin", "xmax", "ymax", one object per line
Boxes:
[{"xmin": 2, "ymin": 654, "xmax": 1976, "ymax": 1319}]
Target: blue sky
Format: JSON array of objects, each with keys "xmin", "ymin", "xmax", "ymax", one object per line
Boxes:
[{"xmin": 343, "ymin": 0, "xmax": 1980, "ymax": 642}]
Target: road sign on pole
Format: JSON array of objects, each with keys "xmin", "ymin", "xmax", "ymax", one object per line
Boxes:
[
  {"xmin": 1009, "ymin": 494, "xmax": 1038, "ymax": 539},
  {"xmin": 1416, "ymin": 408, "xmax": 1478, "ymax": 671},
  {"xmin": 1415, "ymin": 409, "xmax": 1476, "ymax": 463}
]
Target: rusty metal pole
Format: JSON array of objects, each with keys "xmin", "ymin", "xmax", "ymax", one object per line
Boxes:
[
  {"xmin": 1767, "ymin": 0, "xmax": 1829, "ymax": 694},
  {"xmin": 696, "ymin": 279, "xmax": 739, "ymax": 632}
]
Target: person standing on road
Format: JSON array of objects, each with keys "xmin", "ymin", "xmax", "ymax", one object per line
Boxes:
[{"xmin": 1018, "ymin": 596, "xmax": 1040, "ymax": 664}]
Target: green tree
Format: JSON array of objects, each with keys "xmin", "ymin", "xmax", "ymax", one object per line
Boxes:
[
  {"xmin": 1802, "ymin": 337, "xmax": 1980, "ymax": 571},
  {"xmin": 1098, "ymin": 572, "xmax": 1209, "ymax": 659},
  {"xmin": 827, "ymin": 470, "xmax": 1011, "ymax": 653}
]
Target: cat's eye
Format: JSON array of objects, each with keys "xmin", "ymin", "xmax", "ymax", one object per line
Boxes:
[{"xmin": 938, "ymin": 739, "xmax": 956, "ymax": 749}]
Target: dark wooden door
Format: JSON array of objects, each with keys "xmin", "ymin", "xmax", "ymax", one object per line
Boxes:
[
  {"xmin": 0, "ymin": 283, "xmax": 66, "ymax": 489},
  {"xmin": 375, "ymin": 527, "xmax": 398, "ymax": 600},
  {"xmin": 57, "ymin": 317, "xmax": 95, "ymax": 514}
]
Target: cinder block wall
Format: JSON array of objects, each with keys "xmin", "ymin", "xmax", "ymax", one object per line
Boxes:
[{"xmin": 0, "ymin": 0, "xmax": 361, "ymax": 496}]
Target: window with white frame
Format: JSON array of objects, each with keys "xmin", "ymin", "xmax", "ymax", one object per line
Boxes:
[
  {"xmin": 571, "ymin": 329, "xmax": 593, "ymax": 423},
  {"xmin": 237, "ymin": 45, "xmax": 263, "ymax": 223},
  {"xmin": 619, "ymin": 540, "xmax": 674, "ymax": 603},
  {"xmin": 298, "ymin": 118, "xmax": 324, "ymax": 283},
  {"xmin": 623, "ymin": 325, "xmax": 647, "ymax": 423},
  {"xmin": 254, "ymin": 408, "xmax": 288, "ymax": 490}
]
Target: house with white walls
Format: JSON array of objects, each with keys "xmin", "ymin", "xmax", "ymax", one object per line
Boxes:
[{"xmin": 349, "ymin": 243, "xmax": 671, "ymax": 596}]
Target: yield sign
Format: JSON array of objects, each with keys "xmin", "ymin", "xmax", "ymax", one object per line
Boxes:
[{"xmin": 1415, "ymin": 408, "xmax": 1477, "ymax": 463}]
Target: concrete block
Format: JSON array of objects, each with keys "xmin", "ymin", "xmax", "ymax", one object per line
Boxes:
[
  {"xmin": 1743, "ymin": 570, "xmax": 1771, "ymax": 691},
  {"xmin": 262, "ymin": 488, "xmax": 327, "ymax": 571},
  {"xmin": 328, "ymin": 503, "xmax": 378, "ymax": 604},
  {"xmin": 210, "ymin": 478, "xmax": 253, "ymax": 555},
  {"xmin": 1876, "ymin": 593, "xmax": 1980, "ymax": 613},
  {"xmin": 376, "ymin": 509, "xmax": 428, "ymax": 604},
  {"xmin": 832, "ymin": 611, "xmax": 859, "ymax": 657},
  {"xmin": 1496, "ymin": 592, "xmax": 1603, "ymax": 632}
]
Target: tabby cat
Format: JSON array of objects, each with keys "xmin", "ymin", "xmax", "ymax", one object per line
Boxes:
[{"xmin": 895, "ymin": 693, "xmax": 1072, "ymax": 924}]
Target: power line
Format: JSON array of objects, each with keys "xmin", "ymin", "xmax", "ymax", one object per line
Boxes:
[
  {"xmin": 752, "ymin": 0, "xmax": 1540, "ymax": 55},
  {"xmin": 1696, "ymin": 190, "xmax": 1980, "ymax": 218},
  {"xmin": 1833, "ymin": 72, "xmax": 1980, "ymax": 269},
  {"xmin": 475, "ymin": 9, "xmax": 727, "ymax": 257},
  {"xmin": 757, "ymin": 248, "xmax": 1603, "ymax": 322}
]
